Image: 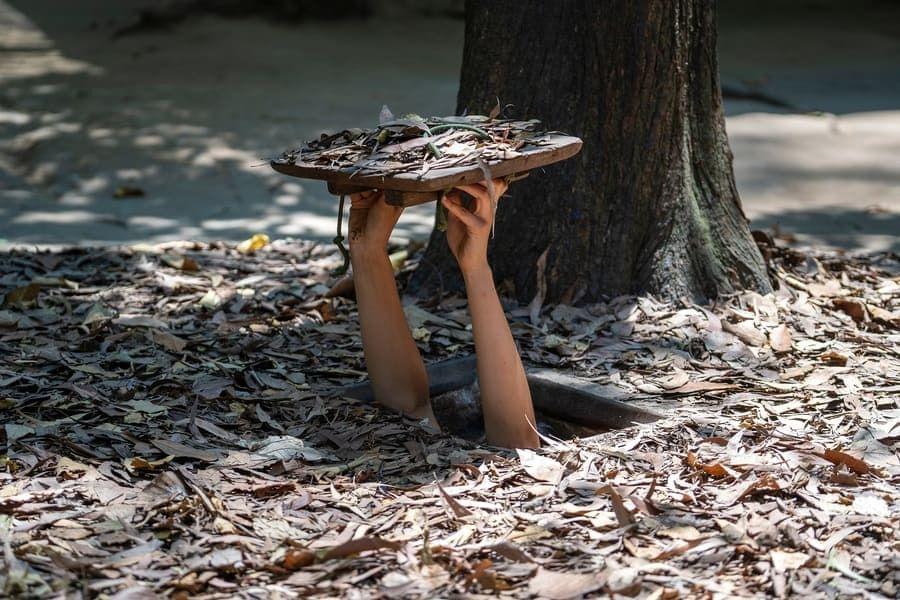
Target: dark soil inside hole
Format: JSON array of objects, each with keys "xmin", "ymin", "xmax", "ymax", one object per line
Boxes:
[
  {"xmin": 336, "ymin": 356, "xmax": 662, "ymax": 441},
  {"xmin": 431, "ymin": 381, "xmax": 609, "ymax": 442}
]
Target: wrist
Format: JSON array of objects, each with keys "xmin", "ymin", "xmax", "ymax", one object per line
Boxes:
[
  {"xmin": 461, "ymin": 262, "xmax": 492, "ymax": 283},
  {"xmin": 348, "ymin": 233, "xmax": 388, "ymax": 251},
  {"xmin": 349, "ymin": 243, "xmax": 389, "ymax": 266}
]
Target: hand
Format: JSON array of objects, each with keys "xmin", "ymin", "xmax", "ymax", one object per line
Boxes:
[
  {"xmin": 441, "ymin": 178, "xmax": 508, "ymax": 274},
  {"xmin": 348, "ymin": 189, "xmax": 403, "ymax": 252}
]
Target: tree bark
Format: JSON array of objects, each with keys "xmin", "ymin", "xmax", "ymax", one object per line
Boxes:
[{"xmin": 410, "ymin": 0, "xmax": 772, "ymax": 303}]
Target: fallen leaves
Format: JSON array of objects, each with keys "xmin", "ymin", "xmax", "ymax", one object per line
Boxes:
[
  {"xmin": 2, "ymin": 283, "xmax": 40, "ymax": 308},
  {"xmin": 833, "ymin": 297, "xmax": 867, "ymax": 323},
  {"xmin": 722, "ymin": 318, "xmax": 767, "ymax": 346},
  {"xmin": 771, "ymin": 549, "xmax": 811, "ymax": 572},
  {"xmin": 149, "ymin": 329, "xmax": 188, "ymax": 352},
  {"xmin": 528, "ymin": 567, "xmax": 607, "ymax": 600},
  {"xmin": 769, "ymin": 323, "xmax": 793, "ymax": 352},
  {"xmin": 819, "ymin": 448, "xmax": 876, "ymax": 475},
  {"xmin": 597, "ymin": 484, "xmax": 636, "ymax": 527},
  {"xmin": 685, "ymin": 451, "xmax": 732, "ymax": 478},
  {"xmin": 236, "ymin": 233, "xmax": 270, "ymax": 254},
  {"xmin": 160, "ymin": 253, "xmax": 199, "ymax": 271},
  {"xmin": 516, "ymin": 448, "xmax": 564, "ymax": 484},
  {"xmin": 113, "ymin": 314, "xmax": 169, "ymax": 329},
  {"xmin": 0, "ymin": 241, "xmax": 897, "ymax": 598},
  {"xmin": 152, "ymin": 439, "xmax": 219, "ymax": 462}
]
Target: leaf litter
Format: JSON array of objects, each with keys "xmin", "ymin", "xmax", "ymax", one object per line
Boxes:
[
  {"xmin": 0, "ymin": 238, "xmax": 898, "ymax": 598},
  {"xmin": 273, "ymin": 110, "xmax": 553, "ymax": 180}
]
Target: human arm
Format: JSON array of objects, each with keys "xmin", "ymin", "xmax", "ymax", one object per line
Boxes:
[
  {"xmin": 348, "ymin": 191, "xmax": 435, "ymax": 425},
  {"xmin": 442, "ymin": 181, "xmax": 539, "ymax": 448}
]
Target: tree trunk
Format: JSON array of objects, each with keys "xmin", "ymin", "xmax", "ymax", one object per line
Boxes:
[{"xmin": 410, "ymin": 0, "xmax": 772, "ymax": 303}]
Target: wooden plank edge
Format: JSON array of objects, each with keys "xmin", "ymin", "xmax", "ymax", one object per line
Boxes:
[{"xmin": 270, "ymin": 136, "xmax": 582, "ymax": 192}]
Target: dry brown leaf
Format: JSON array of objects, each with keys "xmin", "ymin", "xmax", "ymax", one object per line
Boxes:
[
  {"xmin": 832, "ymin": 298, "xmax": 867, "ymax": 323},
  {"xmin": 716, "ymin": 474, "xmax": 780, "ymax": 506},
  {"xmin": 723, "ymin": 319, "xmax": 766, "ymax": 346},
  {"xmin": 2, "ymin": 283, "xmax": 40, "ymax": 308},
  {"xmin": 770, "ymin": 549, "xmax": 811, "ymax": 572},
  {"xmin": 149, "ymin": 329, "xmax": 188, "ymax": 352},
  {"xmin": 161, "ymin": 253, "xmax": 200, "ymax": 271},
  {"xmin": 489, "ymin": 540, "xmax": 535, "ymax": 563},
  {"xmin": 251, "ymin": 481, "xmax": 296, "ymax": 498},
  {"xmin": 3, "ymin": 242, "xmax": 898, "ymax": 598},
  {"xmin": 819, "ymin": 448, "xmax": 873, "ymax": 475},
  {"xmin": 437, "ymin": 482, "xmax": 473, "ymax": 518},
  {"xmin": 686, "ymin": 452, "xmax": 731, "ymax": 478},
  {"xmin": 664, "ymin": 380, "xmax": 736, "ymax": 395},
  {"xmin": 517, "ymin": 448, "xmax": 564, "ymax": 484},
  {"xmin": 321, "ymin": 536, "xmax": 401, "ymax": 561},
  {"xmin": 597, "ymin": 485, "xmax": 635, "ymax": 527},
  {"xmin": 151, "ymin": 439, "xmax": 218, "ymax": 462},
  {"xmin": 652, "ymin": 537, "xmax": 707, "ymax": 561},
  {"xmin": 807, "ymin": 279, "xmax": 845, "ymax": 297},
  {"xmin": 528, "ymin": 246, "xmax": 550, "ymax": 326},
  {"xmin": 142, "ymin": 471, "xmax": 187, "ymax": 498},
  {"xmin": 819, "ymin": 350, "xmax": 849, "ymax": 366},
  {"xmin": 769, "ymin": 324, "xmax": 793, "ymax": 353},
  {"xmin": 658, "ymin": 525, "xmax": 702, "ymax": 541},
  {"xmin": 527, "ymin": 567, "xmax": 607, "ymax": 600},
  {"xmin": 868, "ymin": 304, "xmax": 899, "ymax": 327},
  {"xmin": 658, "ymin": 370, "xmax": 690, "ymax": 390},
  {"xmin": 282, "ymin": 549, "xmax": 316, "ymax": 570},
  {"xmin": 192, "ymin": 376, "xmax": 232, "ymax": 399},
  {"xmin": 114, "ymin": 315, "xmax": 169, "ymax": 329},
  {"xmin": 55, "ymin": 456, "xmax": 98, "ymax": 481},
  {"xmin": 470, "ymin": 558, "xmax": 511, "ymax": 591}
]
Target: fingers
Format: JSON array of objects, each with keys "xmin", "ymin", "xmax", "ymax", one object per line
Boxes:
[
  {"xmin": 456, "ymin": 178, "xmax": 507, "ymax": 199},
  {"xmin": 454, "ymin": 178, "xmax": 507, "ymax": 219},
  {"xmin": 348, "ymin": 189, "xmax": 381, "ymax": 209},
  {"xmin": 348, "ymin": 189, "xmax": 402, "ymax": 248},
  {"xmin": 441, "ymin": 192, "xmax": 484, "ymax": 231},
  {"xmin": 452, "ymin": 185, "xmax": 490, "ymax": 221}
]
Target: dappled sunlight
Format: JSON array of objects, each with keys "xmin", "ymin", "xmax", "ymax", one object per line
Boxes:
[
  {"xmin": 0, "ymin": 1, "xmax": 102, "ymax": 83},
  {"xmin": 0, "ymin": 2, "xmax": 461, "ymax": 247},
  {"xmin": 0, "ymin": 109, "xmax": 30, "ymax": 125},
  {"xmin": 728, "ymin": 110, "xmax": 900, "ymax": 252},
  {"xmin": 13, "ymin": 209, "xmax": 107, "ymax": 225},
  {"xmin": 0, "ymin": 0, "xmax": 897, "ymax": 252}
]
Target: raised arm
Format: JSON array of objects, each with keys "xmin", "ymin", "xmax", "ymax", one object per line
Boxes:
[
  {"xmin": 348, "ymin": 191, "xmax": 435, "ymax": 426},
  {"xmin": 442, "ymin": 181, "xmax": 539, "ymax": 448}
]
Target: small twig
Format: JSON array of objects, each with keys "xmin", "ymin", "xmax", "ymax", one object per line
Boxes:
[
  {"xmin": 427, "ymin": 123, "xmax": 491, "ymax": 139},
  {"xmin": 332, "ymin": 195, "xmax": 350, "ymax": 275},
  {"xmin": 476, "ymin": 158, "xmax": 497, "ymax": 238}
]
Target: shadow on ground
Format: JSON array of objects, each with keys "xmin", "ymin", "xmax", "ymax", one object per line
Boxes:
[
  {"xmin": 1, "ymin": 0, "xmax": 899, "ymax": 251},
  {"xmin": 0, "ymin": 0, "xmax": 457, "ymax": 245}
]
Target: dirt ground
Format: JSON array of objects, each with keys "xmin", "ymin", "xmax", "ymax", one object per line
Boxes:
[{"xmin": 1, "ymin": 0, "xmax": 898, "ymax": 252}]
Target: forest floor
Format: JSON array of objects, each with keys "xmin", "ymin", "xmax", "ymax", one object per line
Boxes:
[{"xmin": 1, "ymin": 238, "xmax": 898, "ymax": 599}]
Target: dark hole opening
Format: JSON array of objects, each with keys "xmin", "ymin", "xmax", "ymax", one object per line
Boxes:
[
  {"xmin": 431, "ymin": 380, "xmax": 610, "ymax": 442},
  {"xmin": 337, "ymin": 356, "xmax": 662, "ymax": 442}
]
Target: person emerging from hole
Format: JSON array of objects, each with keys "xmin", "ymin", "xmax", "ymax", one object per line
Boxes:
[{"xmin": 348, "ymin": 178, "xmax": 539, "ymax": 449}]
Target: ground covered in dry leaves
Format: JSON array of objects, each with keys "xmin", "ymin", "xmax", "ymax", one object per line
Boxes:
[{"xmin": 1, "ymin": 238, "xmax": 898, "ymax": 599}]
